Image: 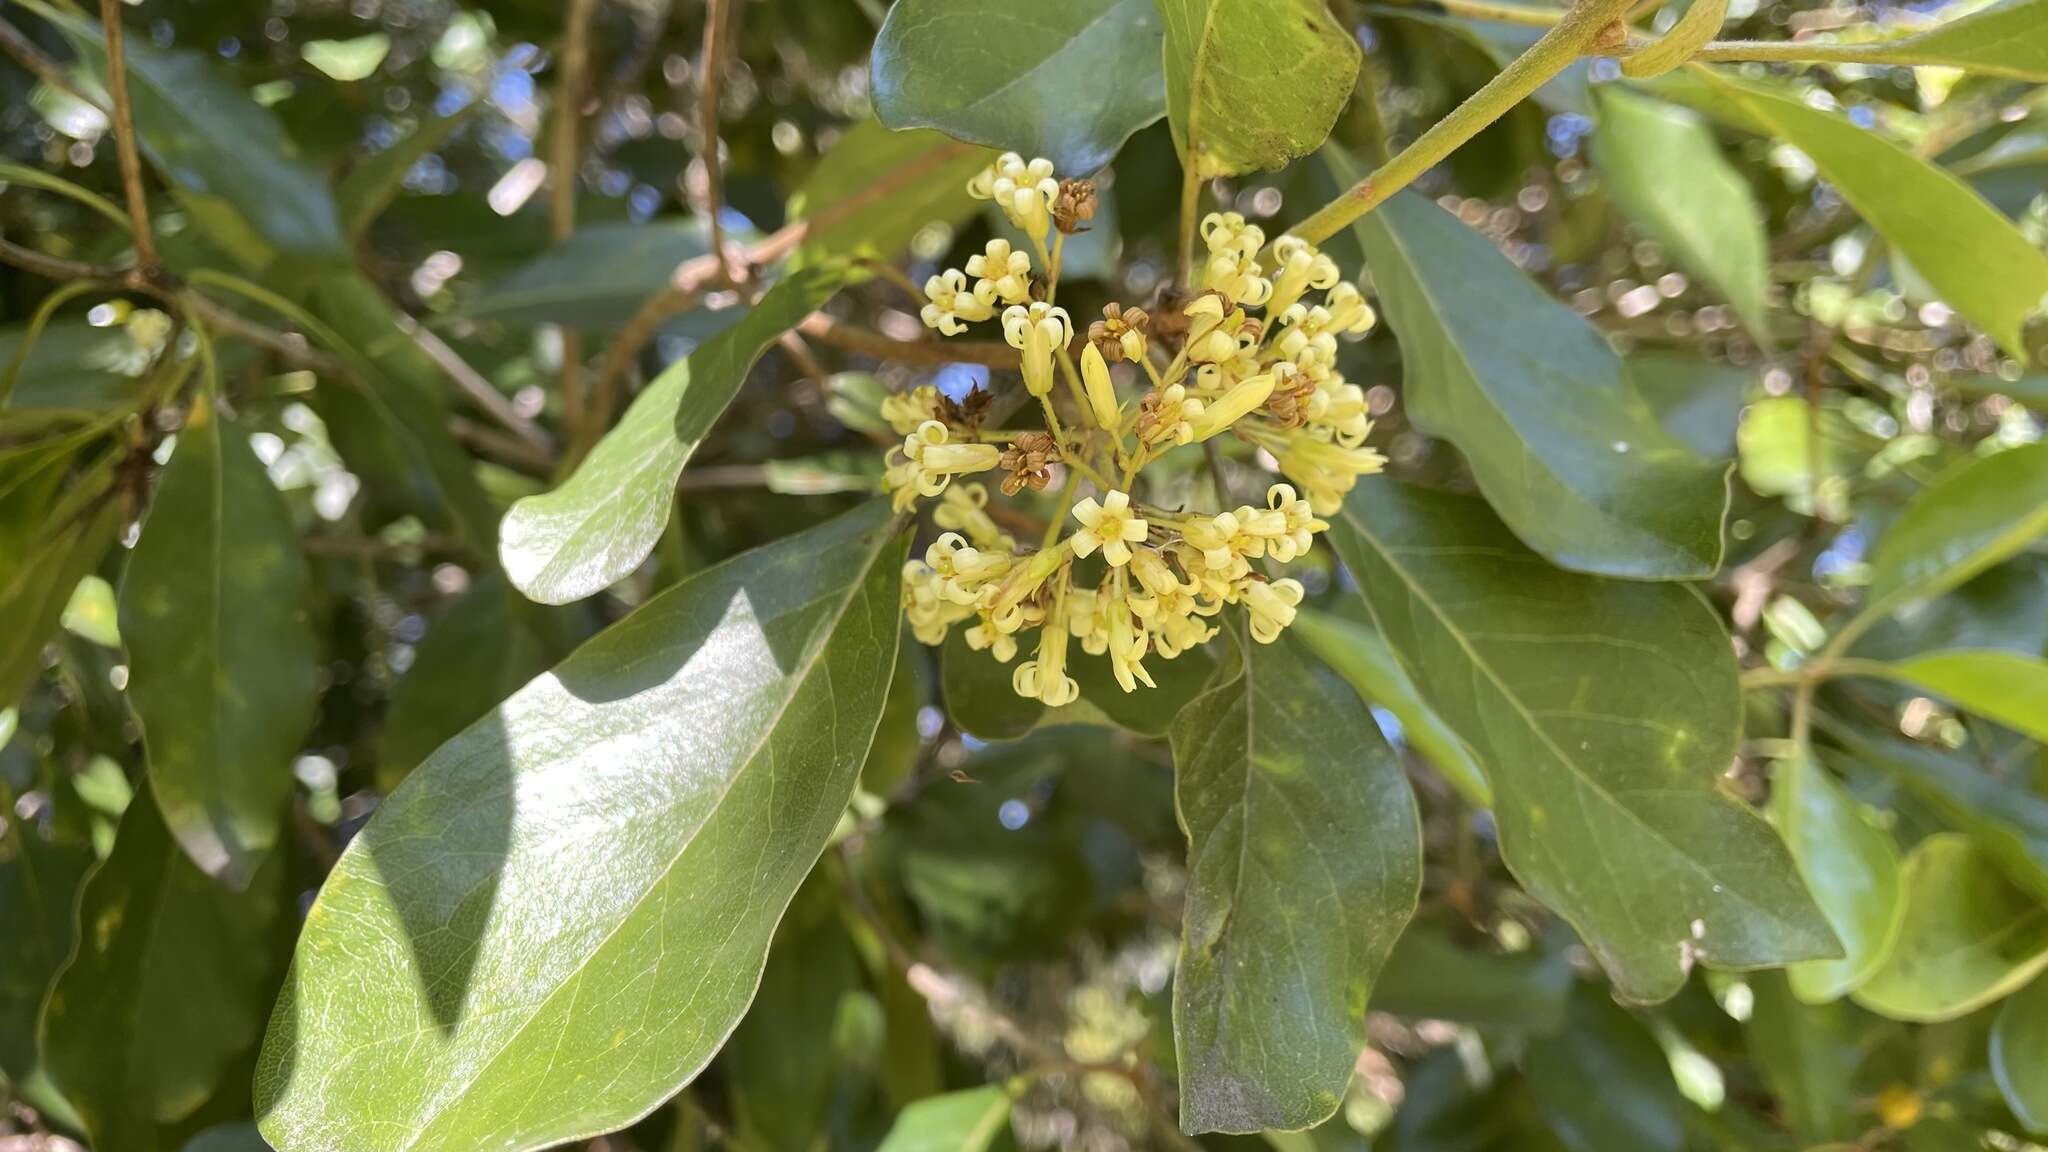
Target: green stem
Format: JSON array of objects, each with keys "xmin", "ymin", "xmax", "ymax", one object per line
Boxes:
[
  {"xmin": 1289, "ymin": 0, "xmax": 1632, "ymax": 246},
  {"xmin": 1375, "ymin": 0, "xmax": 1570, "ymax": 26}
]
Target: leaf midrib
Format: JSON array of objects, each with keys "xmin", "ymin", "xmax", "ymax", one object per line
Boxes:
[{"xmin": 398, "ymin": 521, "xmax": 896, "ymax": 1152}]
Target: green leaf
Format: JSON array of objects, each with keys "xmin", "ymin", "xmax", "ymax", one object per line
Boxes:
[
  {"xmin": 1993, "ymin": 974, "xmax": 2048, "ymax": 1135},
  {"xmin": 375, "ymin": 573, "xmax": 550, "ymax": 792},
  {"xmin": 871, "ymin": 0, "xmax": 1165, "ymax": 174},
  {"xmin": 33, "ymin": 2, "xmax": 344, "ymax": 263},
  {"xmin": 1855, "ymin": 833, "xmax": 2048, "ymax": 1023},
  {"xmin": 1332, "ymin": 153, "xmax": 1729, "ymax": 581},
  {"xmin": 0, "ymin": 320, "xmax": 152, "ymax": 414},
  {"xmin": 1170, "ymin": 629, "xmax": 1422, "ymax": 1133},
  {"xmin": 340, "ymin": 108, "xmax": 476, "ymax": 240},
  {"xmin": 499, "ymin": 265, "xmax": 858, "ymax": 604},
  {"xmin": 121, "ymin": 393, "xmax": 321, "ymax": 885},
  {"xmin": 1629, "ymin": 352, "xmax": 1747, "ymax": 462},
  {"xmin": 1373, "ymin": 919, "xmax": 1574, "ymax": 1032},
  {"xmin": 1590, "ymin": 86, "xmax": 1770, "ymax": 341},
  {"xmin": 1875, "ymin": 649, "xmax": 2048, "ymax": 742},
  {"xmin": 0, "ymin": 810, "xmax": 91, "ymax": 1085},
  {"xmin": 1527, "ymin": 986, "xmax": 1686, "ymax": 1152},
  {"xmin": 875, "ymin": 1086, "xmax": 1014, "ymax": 1152},
  {"xmin": 1158, "ymin": 0, "xmax": 1360, "ymax": 176},
  {"xmin": 255, "ymin": 501, "xmax": 908, "ymax": 1152},
  {"xmin": 1291, "ymin": 608, "xmax": 1490, "ymax": 807},
  {"xmin": 0, "ymin": 450, "xmax": 122, "ymax": 709},
  {"xmin": 938, "ymin": 626, "xmax": 1217, "ymax": 740},
  {"xmin": 43, "ymin": 794, "xmax": 286, "ymax": 1152},
  {"xmin": 1770, "ymin": 755, "xmax": 1904, "ymax": 1003},
  {"xmin": 466, "ymin": 220, "xmax": 715, "ymax": 331},
  {"xmin": 1744, "ymin": 972, "xmax": 1860, "ymax": 1145},
  {"xmin": 1663, "ymin": 70, "xmax": 2048, "ymax": 360},
  {"xmin": 60, "ymin": 573, "xmax": 120, "ymax": 648},
  {"xmin": 1738, "ymin": 0, "xmax": 2048, "ymax": 81},
  {"xmin": 1866, "ymin": 442, "xmax": 2048, "ymax": 610},
  {"xmin": 789, "ymin": 121, "xmax": 995, "ymax": 264},
  {"xmin": 1330, "ymin": 481, "xmax": 1836, "ymax": 1003}
]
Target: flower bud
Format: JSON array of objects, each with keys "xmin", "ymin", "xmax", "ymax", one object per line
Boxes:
[
  {"xmin": 1188, "ymin": 374, "xmax": 1275, "ymax": 442},
  {"xmin": 1081, "ymin": 343, "xmax": 1120, "ymax": 432}
]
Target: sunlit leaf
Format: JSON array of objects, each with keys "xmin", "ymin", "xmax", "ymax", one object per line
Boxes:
[
  {"xmin": 256, "ymin": 501, "xmax": 907, "ymax": 1152},
  {"xmin": 1771, "ymin": 755, "xmax": 1904, "ymax": 1003},
  {"xmin": 1158, "ymin": 0, "xmax": 1359, "ymax": 176},
  {"xmin": 1856, "ymin": 833, "xmax": 2048, "ymax": 1022},
  {"xmin": 1866, "ymin": 442, "xmax": 2048, "ymax": 610},
  {"xmin": 875, "ymin": 1086, "xmax": 1013, "ymax": 1152}
]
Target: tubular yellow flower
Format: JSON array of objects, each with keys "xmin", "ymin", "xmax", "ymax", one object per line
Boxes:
[
  {"xmin": 1321, "ymin": 282, "xmax": 1377, "ymax": 335},
  {"xmin": 1182, "ymin": 510, "xmax": 1254, "ymax": 579},
  {"xmin": 966, "ymin": 238, "xmax": 1034, "ymax": 305},
  {"xmin": 1241, "ymin": 577, "xmax": 1304, "ymax": 644},
  {"xmin": 1183, "ymin": 295, "xmax": 1250, "ymax": 364},
  {"xmin": 1265, "ymin": 236, "xmax": 1342, "ymax": 321},
  {"xmin": 1187, "ymin": 374, "xmax": 1276, "ymax": 442},
  {"xmin": 880, "ymin": 384, "xmax": 939, "ymax": 435},
  {"xmin": 1105, "ymin": 588, "xmax": 1155, "ymax": 692},
  {"xmin": 902, "ymin": 420, "xmax": 1001, "ymax": 497},
  {"xmin": 1262, "ymin": 483, "xmax": 1327, "ymax": 562},
  {"xmin": 1127, "ymin": 546, "xmax": 1189, "ymax": 599},
  {"xmin": 920, "ymin": 268, "xmax": 996, "ymax": 335},
  {"xmin": 1069, "ymin": 489, "xmax": 1149, "ymax": 567},
  {"xmin": 990, "ymin": 540, "xmax": 1071, "ymax": 619},
  {"xmin": 926, "ymin": 532, "xmax": 1014, "ymax": 606},
  {"xmin": 1135, "ymin": 384, "xmax": 1203, "ymax": 448},
  {"xmin": 933, "ymin": 482, "xmax": 1016, "ymax": 551},
  {"xmin": 1004, "ymin": 302, "xmax": 1072, "ymax": 397},
  {"xmin": 969, "ymin": 153, "xmax": 1059, "ymax": 243},
  {"xmin": 1275, "ymin": 432, "xmax": 1388, "ymax": 514},
  {"xmin": 1081, "ymin": 343, "xmax": 1120, "ymax": 432},
  {"xmin": 1012, "ymin": 593, "xmax": 1079, "ymax": 706}
]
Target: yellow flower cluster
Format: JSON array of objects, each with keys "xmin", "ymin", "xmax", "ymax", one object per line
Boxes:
[{"xmin": 883, "ymin": 155, "xmax": 1386, "ymax": 705}]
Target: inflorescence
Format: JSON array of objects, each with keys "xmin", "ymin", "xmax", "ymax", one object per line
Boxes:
[{"xmin": 884, "ymin": 153, "xmax": 1386, "ymax": 706}]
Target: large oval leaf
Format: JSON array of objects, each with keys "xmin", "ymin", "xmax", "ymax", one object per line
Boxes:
[
  {"xmin": 1867, "ymin": 441, "xmax": 2048, "ymax": 610},
  {"xmin": 1331, "ymin": 480, "xmax": 1836, "ymax": 1003},
  {"xmin": 1158, "ymin": 0, "xmax": 1360, "ymax": 176},
  {"xmin": 1856, "ymin": 833, "xmax": 2048, "ymax": 1022},
  {"xmin": 1171, "ymin": 630, "xmax": 1422, "ymax": 1133},
  {"xmin": 1874, "ymin": 649, "xmax": 2048, "ymax": 743},
  {"xmin": 122, "ymin": 394, "xmax": 321, "ymax": 885},
  {"xmin": 1590, "ymin": 86, "xmax": 1771, "ymax": 341},
  {"xmin": 1772, "ymin": 754, "xmax": 1904, "ymax": 1003},
  {"xmin": 1331, "ymin": 149, "xmax": 1730, "ymax": 580},
  {"xmin": 44, "ymin": 795, "xmax": 286, "ymax": 1152},
  {"xmin": 871, "ymin": 0, "xmax": 1165, "ymax": 174},
  {"xmin": 499, "ymin": 264, "xmax": 857, "ymax": 604},
  {"xmin": 1662, "ymin": 70, "xmax": 2048, "ymax": 361},
  {"xmin": 255, "ymin": 500, "xmax": 907, "ymax": 1152}
]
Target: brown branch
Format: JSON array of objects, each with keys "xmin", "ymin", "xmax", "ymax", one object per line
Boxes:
[
  {"xmin": 0, "ymin": 16, "xmax": 98, "ymax": 109},
  {"xmin": 697, "ymin": 0, "xmax": 739, "ymax": 287},
  {"xmin": 0, "ymin": 236, "xmax": 138, "ymax": 285},
  {"xmin": 96, "ymin": 0, "xmax": 158, "ymax": 271},
  {"xmin": 395, "ymin": 313, "xmax": 554, "ymax": 456},
  {"xmin": 450, "ymin": 416, "xmax": 554, "ymax": 473},
  {"xmin": 551, "ymin": 0, "xmax": 598, "ymax": 457}
]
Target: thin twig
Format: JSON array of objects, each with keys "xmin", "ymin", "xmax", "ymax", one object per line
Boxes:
[
  {"xmin": 449, "ymin": 416, "xmax": 554, "ymax": 472},
  {"xmin": 396, "ymin": 313, "xmax": 554, "ymax": 455},
  {"xmin": 797, "ymin": 313, "xmax": 1019, "ymax": 368},
  {"xmin": 552, "ymin": 0, "xmax": 598, "ymax": 457},
  {"xmin": 96, "ymin": 0, "xmax": 159, "ymax": 271},
  {"xmin": 0, "ymin": 16, "xmax": 98, "ymax": 108},
  {"xmin": 697, "ymin": 0, "xmax": 738, "ymax": 287}
]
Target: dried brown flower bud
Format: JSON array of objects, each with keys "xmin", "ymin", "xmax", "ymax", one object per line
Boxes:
[
  {"xmin": 1261, "ymin": 367, "xmax": 1319, "ymax": 429},
  {"xmin": 1052, "ymin": 179, "xmax": 1098, "ymax": 235},
  {"xmin": 1087, "ymin": 303, "xmax": 1151, "ymax": 363},
  {"xmin": 935, "ymin": 386, "xmax": 992, "ymax": 431},
  {"xmin": 999, "ymin": 431, "xmax": 1058, "ymax": 495}
]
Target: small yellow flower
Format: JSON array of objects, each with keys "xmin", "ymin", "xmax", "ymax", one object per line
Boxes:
[
  {"xmin": 965, "ymin": 613, "xmax": 1020, "ymax": 663},
  {"xmin": 880, "ymin": 384, "xmax": 939, "ymax": 436},
  {"xmin": 1135, "ymin": 383, "xmax": 1203, "ymax": 448},
  {"xmin": 1070, "ymin": 489, "xmax": 1149, "ymax": 567},
  {"xmin": 1187, "ymin": 373, "xmax": 1276, "ymax": 442},
  {"xmin": 933, "ymin": 483, "xmax": 1016, "ymax": 551},
  {"xmin": 900, "ymin": 420, "xmax": 1001, "ymax": 499},
  {"xmin": 1321, "ymin": 282, "xmax": 1377, "ymax": 335},
  {"xmin": 1080, "ymin": 343, "xmax": 1120, "ymax": 432},
  {"xmin": 920, "ymin": 268, "xmax": 995, "ymax": 335},
  {"xmin": 1265, "ymin": 236, "xmax": 1342, "ymax": 321},
  {"xmin": 1013, "ymin": 601, "xmax": 1079, "ymax": 706},
  {"xmin": 1199, "ymin": 211, "xmax": 1264, "ymax": 258},
  {"xmin": 1241, "ymin": 577, "xmax": 1304, "ymax": 644},
  {"xmin": 965, "ymin": 238, "xmax": 1033, "ymax": 305},
  {"xmin": 902, "ymin": 559, "xmax": 973, "ymax": 644},
  {"xmin": 926, "ymin": 532, "xmax": 1014, "ymax": 606},
  {"xmin": 1274, "ymin": 432, "xmax": 1388, "ymax": 514},
  {"xmin": 1262, "ymin": 483, "xmax": 1327, "ymax": 562},
  {"xmin": 1105, "ymin": 589, "xmax": 1155, "ymax": 692},
  {"xmin": 1003, "ymin": 301, "xmax": 1073, "ymax": 398},
  {"xmin": 1182, "ymin": 295, "xmax": 1253, "ymax": 364},
  {"xmin": 969, "ymin": 153, "xmax": 1059, "ymax": 242},
  {"xmin": 1182, "ymin": 511, "xmax": 1255, "ymax": 579}
]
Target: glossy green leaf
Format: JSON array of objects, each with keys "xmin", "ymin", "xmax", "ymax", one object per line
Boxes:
[
  {"xmin": 499, "ymin": 265, "xmax": 856, "ymax": 604},
  {"xmin": 1770, "ymin": 755, "xmax": 1904, "ymax": 1003},
  {"xmin": 1331, "ymin": 481, "xmax": 1836, "ymax": 1003},
  {"xmin": 1629, "ymin": 352, "xmax": 1747, "ymax": 461},
  {"xmin": 255, "ymin": 501, "xmax": 907, "ymax": 1152},
  {"xmin": 1171, "ymin": 629, "xmax": 1422, "ymax": 1133},
  {"xmin": 1855, "ymin": 833, "xmax": 2048, "ymax": 1023},
  {"xmin": 375, "ymin": 574, "xmax": 550, "ymax": 792},
  {"xmin": 872, "ymin": 0, "xmax": 1165, "ymax": 174},
  {"xmin": 789, "ymin": 121, "xmax": 995, "ymax": 264},
  {"xmin": 1737, "ymin": 0, "xmax": 2048, "ymax": 81},
  {"xmin": 1993, "ymin": 974, "xmax": 2048, "ymax": 1135},
  {"xmin": 1158, "ymin": 0, "xmax": 1360, "ymax": 176},
  {"xmin": 1333, "ymin": 153, "xmax": 1729, "ymax": 580},
  {"xmin": 875, "ymin": 1086, "xmax": 1013, "ymax": 1152},
  {"xmin": 1590, "ymin": 86, "xmax": 1770, "ymax": 340},
  {"xmin": 121, "ymin": 394, "xmax": 320, "ymax": 885},
  {"xmin": 0, "ymin": 810, "xmax": 91, "ymax": 1085},
  {"xmin": 43, "ymin": 794, "xmax": 286, "ymax": 1152},
  {"xmin": 466, "ymin": 221, "xmax": 715, "ymax": 331},
  {"xmin": 32, "ymin": 2, "xmax": 343, "ymax": 262},
  {"xmin": 1665, "ymin": 70, "xmax": 2048, "ymax": 360},
  {"xmin": 1866, "ymin": 442, "xmax": 2048, "ymax": 610},
  {"xmin": 1527, "ymin": 986, "xmax": 1686, "ymax": 1152},
  {"xmin": 939, "ymin": 626, "xmax": 1217, "ymax": 740},
  {"xmin": 1876, "ymin": 649, "xmax": 2048, "ymax": 742},
  {"xmin": 1292, "ymin": 608, "xmax": 1490, "ymax": 807}
]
